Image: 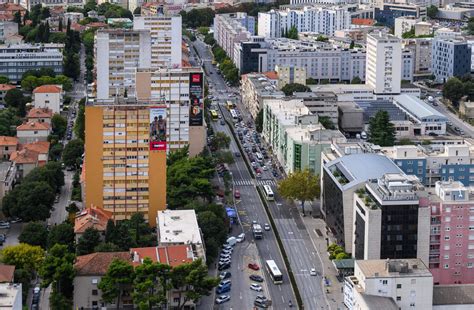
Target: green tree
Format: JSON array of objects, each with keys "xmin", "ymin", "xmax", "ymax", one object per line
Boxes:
[
  {"xmin": 281, "ymin": 83, "xmax": 311, "ymax": 96},
  {"xmin": 47, "ymin": 222, "xmax": 75, "ymax": 251},
  {"xmin": 0, "ymin": 244, "xmax": 44, "ymax": 274},
  {"xmin": 14, "ymin": 268, "xmax": 31, "ymax": 302},
  {"xmin": 0, "ymin": 108, "xmax": 21, "ymax": 136},
  {"xmin": 255, "ymin": 109, "xmax": 263, "ymax": 133},
  {"xmin": 13, "ymin": 11, "xmax": 21, "ymax": 30},
  {"xmin": 0, "ymin": 76, "xmax": 9, "ymax": 84},
  {"xmin": 197, "ymin": 211, "xmax": 227, "ymax": 262},
  {"xmin": 284, "ymin": 26, "xmax": 298, "ymax": 39},
  {"xmin": 83, "ymin": 0, "xmax": 97, "ymax": 14},
  {"xmin": 49, "ymin": 143, "xmax": 63, "ymax": 161},
  {"xmin": 63, "ymin": 50, "xmax": 80, "ymax": 80},
  {"xmin": 214, "ymin": 150, "xmax": 235, "ymax": 165},
  {"xmin": 427, "ymin": 5, "xmax": 439, "ymax": 19},
  {"xmin": 62, "ymin": 139, "xmax": 84, "ymax": 168},
  {"xmin": 204, "ymin": 33, "xmax": 215, "ymax": 45},
  {"xmin": 51, "ymin": 114, "xmax": 67, "ymax": 140},
  {"xmin": 18, "ymin": 222, "xmax": 48, "ymax": 248},
  {"xmin": 76, "ymin": 227, "xmax": 101, "ymax": 255},
  {"xmin": 4, "ymin": 88, "xmax": 26, "ymax": 116},
  {"xmin": 398, "ymin": 138, "xmax": 414, "ymax": 145},
  {"xmin": 94, "ymin": 242, "xmax": 121, "ymax": 252},
  {"xmin": 170, "ymin": 258, "xmax": 219, "ymax": 309},
  {"xmin": 368, "ymin": 110, "xmax": 396, "ymax": 147},
  {"xmin": 209, "ymin": 132, "xmax": 231, "ymax": 150},
  {"xmin": 349, "ymin": 40, "xmax": 355, "ymax": 49},
  {"xmin": 197, "ymin": 26, "xmax": 209, "ymax": 35},
  {"xmin": 25, "ymin": 161, "xmax": 65, "ymax": 192},
  {"xmin": 278, "ymin": 169, "xmax": 320, "ymax": 216},
  {"xmin": 133, "ymin": 258, "xmax": 171, "ymax": 309},
  {"xmin": 443, "ymin": 77, "xmax": 465, "ymax": 104},
  {"xmin": 129, "ymin": 213, "xmax": 155, "ymax": 247},
  {"xmin": 133, "ymin": 7, "xmax": 141, "ymax": 15},
  {"xmin": 351, "ymin": 76, "xmax": 362, "ymax": 84},
  {"xmin": 319, "ymin": 116, "xmax": 335, "ymax": 129},
  {"xmin": 40, "ymin": 244, "xmax": 75, "ymax": 298},
  {"xmin": 98, "ymin": 259, "xmax": 135, "ymax": 309}
]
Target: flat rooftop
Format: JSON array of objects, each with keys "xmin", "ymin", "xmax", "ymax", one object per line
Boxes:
[
  {"xmin": 0, "ymin": 283, "xmax": 21, "ymax": 308},
  {"xmin": 157, "ymin": 210, "xmax": 202, "ymax": 245},
  {"xmin": 286, "ymin": 125, "xmax": 346, "ymax": 143},
  {"xmin": 264, "ymin": 98, "xmax": 313, "ymax": 126},
  {"xmin": 393, "ymin": 94, "xmax": 447, "ymax": 122},
  {"xmin": 357, "ymin": 259, "xmax": 432, "ymax": 279}
]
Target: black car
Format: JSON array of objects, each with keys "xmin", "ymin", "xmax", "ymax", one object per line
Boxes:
[
  {"xmin": 218, "ymin": 263, "xmax": 231, "ymax": 271},
  {"xmin": 249, "ymin": 274, "xmax": 264, "ymax": 282}
]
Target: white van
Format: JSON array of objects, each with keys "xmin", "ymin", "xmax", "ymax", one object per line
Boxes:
[{"xmin": 361, "ymin": 131, "xmax": 367, "ymax": 139}]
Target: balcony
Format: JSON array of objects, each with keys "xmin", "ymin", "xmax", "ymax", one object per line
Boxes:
[{"xmin": 430, "ymin": 237, "xmax": 441, "ymax": 245}]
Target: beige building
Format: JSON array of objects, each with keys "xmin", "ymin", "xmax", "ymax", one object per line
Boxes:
[
  {"xmin": 460, "ymin": 101, "xmax": 474, "ymax": 120},
  {"xmin": 26, "ymin": 107, "xmax": 53, "ymax": 124},
  {"xmin": 33, "ymin": 85, "xmax": 63, "ymax": 113},
  {"xmin": 402, "ymin": 38, "xmax": 432, "ymax": 77},
  {"xmin": 275, "ymin": 65, "xmax": 306, "ymax": 89},
  {"xmin": 16, "ymin": 121, "xmax": 50, "ymax": 144},
  {"xmin": 241, "ymin": 73, "xmax": 284, "ymax": 118},
  {"xmin": 0, "ymin": 161, "xmax": 15, "ymax": 202},
  {"xmin": 394, "ymin": 16, "xmax": 418, "ymax": 38},
  {"xmin": 0, "ymin": 136, "xmax": 17, "ymax": 160}
]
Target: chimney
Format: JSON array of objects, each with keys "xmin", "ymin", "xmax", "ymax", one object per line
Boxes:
[{"xmin": 133, "ymin": 251, "xmax": 139, "ymax": 263}]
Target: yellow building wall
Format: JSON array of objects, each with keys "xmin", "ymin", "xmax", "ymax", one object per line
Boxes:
[
  {"xmin": 84, "ymin": 106, "xmax": 104, "ymax": 210},
  {"xmin": 148, "ymin": 150, "xmax": 167, "ymax": 227}
]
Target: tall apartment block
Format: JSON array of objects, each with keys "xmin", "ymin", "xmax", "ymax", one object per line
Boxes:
[
  {"xmin": 431, "ymin": 36, "xmax": 471, "ymax": 83},
  {"xmin": 95, "ymin": 29, "xmax": 151, "ymax": 100},
  {"xmin": 429, "ymin": 181, "xmax": 474, "ymax": 285},
  {"xmin": 133, "ymin": 15, "xmax": 182, "ymax": 69},
  {"xmin": 366, "ymin": 32, "xmax": 401, "ymax": 95}
]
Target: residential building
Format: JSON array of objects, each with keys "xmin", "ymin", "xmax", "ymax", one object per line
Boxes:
[
  {"xmin": 21, "ymin": 0, "xmax": 84, "ymax": 10},
  {"xmin": 290, "ymin": 0, "xmax": 356, "ymax": 4},
  {"xmin": 344, "ymin": 259, "xmax": 433, "ymax": 310},
  {"xmin": 374, "ymin": 3, "xmax": 427, "ymax": 28},
  {"xmin": 132, "ymin": 15, "xmax": 182, "ymax": 69},
  {"xmin": 15, "ymin": 121, "xmax": 50, "ymax": 144},
  {"xmin": 402, "ymin": 49, "xmax": 414, "ymax": 83},
  {"xmin": 73, "ymin": 252, "xmax": 131, "ymax": 310},
  {"xmin": 0, "ymin": 43, "xmax": 63, "ymax": 83},
  {"xmin": 431, "ymin": 36, "xmax": 471, "ymax": 83},
  {"xmin": 21, "ymin": 141, "xmax": 49, "ymax": 167},
  {"xmin": 0, "ymin": 3, "xmax": 25, "ymax": 21},
  {"xmin": 240, "ymin": 73, "xmax": 284, "ymax": 118},
  {"xmin": 0, "ymin": 283, "xmax": 22, "ymax": 310},
  {"xmin": 402, "ymin": 38, "xmax": 432, "ymax": 78},
  {"xmin": 33, "ymin": 85, "xmax": 62, "ymax": 114},
  {"xmin": 262, "ymin": 98, "xmax": 345, "ymax": 175},
  {"xmin": 275, "ymin": 65, "xmax": 306, "ymax": 89},
  {"xmin": 0, "ymin": 21, "xmax": 17, "ymax": 43},
  {"xmin": 9, "ymin": 148, "xmax": 39, "ymax": 179},
  {"xmin": 213, "ymin": 12, "xmax": 255, "ymax": 61},
  {"xmin": 95, "ymin": 29, "xmax": 151, "ymax": 100},
  {"xmin": 0, "ymin": 84, "xmax": 15, "ymax": 104},
  {"xmin": 293, "ymin": 92, "xmax": 339, "ymax": 126},
  {"xmin": 352, "ymin": 173, "xmax": 430, "ymax": 263},
  {"xmin": 258, "ymin": 6, "xmax": 352, "ymax": 38},
  {"xmin": 74, "ymin": 207, "xmax": 113, "ymax": 242},
  {"xmin": 0, "ymin": 162, "xmax": 15, "ymax": 202},
  {"xmin": 427, "ymin": 181, "xmax": 474, "ymax": 285},
  {"xmin": 321, "ymin": 153, "xmax": 403, "ymax": 253},
  {"xmin": 460, "ymin": 101, "xmax": 474, "ymax": 121},
  {"xmin": 0, "ymin": 136, "xmax": 17, "ymax": 160},
  {"xmin": 366, "ymin": 32, "xmax": 402, "ymax": 95},
  {"xmin": 338, "ymin": 101, "xmax": 364, "ymax": 133},
  {"xmin": 235, "ymin": 38, "xmax": 366, "ymax": 82},
  {"xmin": 433, "ymin": 285, "xmax": 474, "ymax": 309},
  {"xmin": 394, "ymin": 16, "xmax": 419, "ymax": 39},
  {"xmin": 157, "ymin": 209, "xmax": 205, "ymax": 260},
  {"xmin": 135, "ymin": 67, "xmax": 206, "ymax": 155},
  {"xmin": 26, "ymin": 108, "xmax": 53, "ymax": 124},
  {"xmin": 392, "ymin": 94, "xmax": 447, "ymax": 136}
]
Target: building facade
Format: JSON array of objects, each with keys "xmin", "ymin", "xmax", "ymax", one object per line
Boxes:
[
  {"xmin": 240, "ymin": 73, "xmax": 284, "ymax": 118},
  {"xmin": 275, "ymin": 65, "xmax": 306, "ymax": 89},
  {"xmin": 0, "ymin": 44, "xmax": 63, "ymax": 83},
  {"xmin": 402, "ymin": 38, "xmax": 432, "ymax": 78},
  {"xmin": 431, "ymin": 37, "xmax": 472, "ymax": 83},
  {"xmin": 213, "ymin": 12, "xmax": 255, "ymax": 61},
  {"xmin": 33, "ymin": 85, "xmax": 63, "ymax": 114}
]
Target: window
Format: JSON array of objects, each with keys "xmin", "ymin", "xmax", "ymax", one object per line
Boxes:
[
  {"xmin": 444, "ymin": 254, "xmax": 450, "ymax": 259},
  {"xmin": 445, "ymin": 207, "xmax": 451, "ymax": 213},
  {"xmin": 173, "ymin": 297, "xmax": 180, "ymax": 303},
  {"xmin": 396, "ymin": 296, "xmax": 401, "ymax": 301},
  {"xmin": 382, "ymin": 280, "xmax": 388, "ymax": 285},
  {"xmin": 444, "ymin": 264, "xmax": 449, "ymax": 269},
  {"xmin": 92, "ymin": 290, "xmax": 98, "ymax": 296},
  {"xmin": 468, "ymin": 263, "xmax": 473, "ymax": 268},
  {"xmin": 445, "ymin": 216, "xmax": 451, "ymax": 222},
  {"xmin": 446, "ymin": 227, "xmax": 451, "ymax": 231},
  {"xmin": 397, "ymin": 284, "xmax": 402, "ymax": 289},
  {"xmin": 445, "ymin": 236, "xmax": 450, "ymax": 240},
  {"xmin": 92, "ymin": 301, "xmax": 98, "ymax": 306},
  {"xmin": 92, "ymin": 279, "xmax": 98, "ymax": 284}
]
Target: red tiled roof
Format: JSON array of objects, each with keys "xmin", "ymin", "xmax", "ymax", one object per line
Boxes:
[
  {"xmin": 87, "ymin": 22, "xmax": 107, "ymax": 28},
  {"xmin": 27, "ymin": 107, "xmax": 53, "ymax": 119},
  {"xmin": 74, "ymin": 207, "xmax": 113, "ymax": 234},
  {"xmin": 0, "ymin": 265, "xmax": 15, "ymax": 283},
  {"xmin": 22, "ymin": 141, "xmax": 50, "ymax": 155},
  {"xmin": 263, "ymin": 71, "xmax": 278, "ymax": 80},
  {"xmin": 33, "ymin": 85, "xmax": 62, "ymax": 94},
  {"xmin": 351, "ymin": 18, "xmax": 375, "ymax": 26},
  {"xmin": 0, "ymin": 3, "xmax": 25, "ymax": 12},
  {"xmin": 10, "ymin": 148, "xmax": 38, "ymax": 164},
  {"xmin": 0, "ymin": 84, "xmax": 15, "ymax": 91},
  {"xmin": 130, "ymin": 245, "xmax": 194, "ymax": 267},
  {"xmin": 0, "ymin": 136, "xmax": 18, "ymax": 146},
  {"xmin": 75, "ymin": 252, "xmax": 130, "ymax": 276},
  {"xmin": 16, "ymin": 121, "xmax": 50, "ymax": 131}
]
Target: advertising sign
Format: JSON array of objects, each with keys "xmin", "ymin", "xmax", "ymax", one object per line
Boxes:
[
  {"xmin": 149, "ymin": 107, "xmax": 167, "ymax": 151},
  {"xmin": 189, "ymin": 72, "xmax": 204, "ymax": 126}
]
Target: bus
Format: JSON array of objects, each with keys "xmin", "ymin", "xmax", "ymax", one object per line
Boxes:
[
  {"xmin": 210, "ymin": 109, "xmax": 218, "ymax": 120},
  {"xmin": 226, "ymin": 101, "xmax": 234, "ymax": 110},
  {"xmin": 263, "ymin": 185, "xmax": 274, "ymax": 201},
  {"xmin": 265, "ymin": 260, "xmax": 283, "ymax": 284},
  {"xmin": 230, "ymin": 109, "xmax": 238, "ymax": 122}
]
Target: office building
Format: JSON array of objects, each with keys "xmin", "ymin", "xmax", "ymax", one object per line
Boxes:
[
  {"xmin": 157, "ymin": 209, "xmax": 205, "ymax": 260},
  {"xmin": 213, "ymin": 12, "xmax": 255, "ymax": 61},
  {"xmin": 263, "ymin": 98, "xmax": 345, "ymax": 175},
  {"xmin": 352, "ymin": 173, "xmax": 430, "ymax": 263},
  {"xmin": 374, "ymin": 3, "xmax": 427, "ymax": 28},
  {"xmin": 394, "ymin": 16, "xmax": 419, "ymax": 39},
  {"xmin": 240, "ymin": 73, "xmax": 285, "ymax": 118},
  {"xmin": 95, "ymin": 29, "xmax": 151, "ymax": 100},
  {"xmin": 428, "ymin": 181, "xmax": 474, "ymax": 285},
  {"xmin": 402, "ymin": 38, "xmax": 432, "ymax": 78},
  {"xmin": 344, "ymin": 259, "xmax": 433, "ymax": 310},
  {"xmin": 432, "ymin": 36, "xmax": 471, "ymax": 83},
  {"xmin": 366, "ymin": 32, "xmax": 402, "ymax": 95},
  {"xmin": 402, "ymin": 49, "xmax": 414, "ymax": 83},
  {"xmin": 0, "ymin": 44, "xmax": 63, "ymax": 83},
  {"xmin": 258, "ymin": 6, "xmax": 351, "ymax": 38},
  {"xmin": 321, "ymin": 153, "xmax": 403, "ymax": 253},
  {"xmin": 293, "ymin": 92, "xmax": 339, "ymax": 126},
  {"xmin": 133, "ymin": 15, "xmax": 182, "ymax": 69}
]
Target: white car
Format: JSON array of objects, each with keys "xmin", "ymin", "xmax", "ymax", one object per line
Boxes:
[
  {"xmin": 264, "ymin": 223, "xmax": 270, "ymax": 231},
  {"xmin": 236, "ymin": 233, "xmax": 245, "ymax": 243},
  {"xmin": 310, "ymin": 268, "xmax": 317, "ymax": 276},
  {"xmin": 250, "ymin": 283, "xmax": 263, "ymax": 292},
  {"xmin": 215, "ymin": 295, "xmax": 231, "ymax": 304}
]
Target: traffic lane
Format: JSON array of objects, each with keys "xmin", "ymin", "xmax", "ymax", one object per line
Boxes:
[{"xmin": 432, "ymin": 98, "xmax": 474, "ymax": 137}]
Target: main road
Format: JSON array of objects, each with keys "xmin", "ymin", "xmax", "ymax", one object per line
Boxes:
[{"xmin": 191, "ymin": 37, "xmax": 332, "ymax": 309}]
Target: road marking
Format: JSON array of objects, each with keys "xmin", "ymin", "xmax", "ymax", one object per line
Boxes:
[{"xmin": 288, "ymin": 231, "xmax": 293, "ymax": 235}]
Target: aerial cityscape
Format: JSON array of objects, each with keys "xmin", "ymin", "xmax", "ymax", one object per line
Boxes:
[{"xmin": 0, "ymin": 0, "xmax": 473, "ymax": 309}]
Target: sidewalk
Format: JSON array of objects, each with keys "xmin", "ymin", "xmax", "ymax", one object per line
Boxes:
[{"xmin": 302, "ymin": 216, "xmax": 346, "ymax": 310}]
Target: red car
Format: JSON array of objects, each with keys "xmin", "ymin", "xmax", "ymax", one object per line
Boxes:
[
  {"xmin": 234, "ymin": 190, "xmax": 241, "ymax": 199},
  {"xmin": 248, "ymin": 263, "xmax": 260, "ymax": 271}
]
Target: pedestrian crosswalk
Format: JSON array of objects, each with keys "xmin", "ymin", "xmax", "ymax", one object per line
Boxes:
[{"xmin": 233, "ymin": 179, "xmax": 276, "ymax": 187}]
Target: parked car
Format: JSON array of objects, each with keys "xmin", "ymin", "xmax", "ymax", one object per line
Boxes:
[
  {"xmin": 216, "ymin": 285, "xmax": 231, "ymax": 294},
  {"xmin": 249, "ymin": 274, "xmax": 264, "ymax": 282},
  {"xmin": 215, "ymin": 294, "xmax": 231, "ymax": 304},
  {"xmin": 236, "ymin": 233, "xmax": 245, "ymax": 243},
  {"xmin": 234, "ymin": 190, "xmax": 241, "ymax": 199},
  {"xmin": 220, "ymin": 253, "xmax": 231, "ymax": 260},
  {"xmin": 248, "ymin": 263, "xmax": 260, "ymax": 271},
  {"xmin": 219, "ymin": 258, "xmax": 231, "ymax": 265},
  {"xmin": 219, "ymin": 271, "xmax": 231, "ymax": 280},
  {"xmin": 0, "ymin": 222, "xmax": 10, "ymax": 229},
  {"xmin": 250, "ymin": 283, "xmax": 263, "ymax": 292},
  {"xmin": 218, "ymin": 263, "xmax": 231, "ymax": 271}
]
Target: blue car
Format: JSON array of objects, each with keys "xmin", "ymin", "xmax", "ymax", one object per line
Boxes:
[{"xmin": 216, "ymin": 285, "xmax": 231, "ymax": 294}]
